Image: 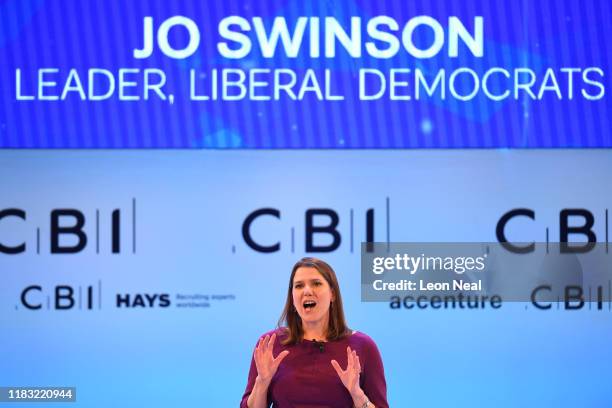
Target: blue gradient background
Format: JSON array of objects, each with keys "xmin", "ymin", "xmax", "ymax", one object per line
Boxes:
[
  {"xmin": 1, "ymin": 150, "xmax": 611, "ymax": 406},
  {"xmin": 0, "ymin": 0, "xmax": 611, "ymax": 148},
  {"xmin": 2, "ymin": 1, "xmax": 611, "ymax": 406}
]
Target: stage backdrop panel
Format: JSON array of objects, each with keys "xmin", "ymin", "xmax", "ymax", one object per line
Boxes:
[{"xmin": 1, "ymin": 150, "xmax": 611, "ymax": 406}]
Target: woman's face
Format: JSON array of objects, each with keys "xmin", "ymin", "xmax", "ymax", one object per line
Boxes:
[{"xmin": 292, "ymin": 266, "xmax": 335, "ymax": 326}]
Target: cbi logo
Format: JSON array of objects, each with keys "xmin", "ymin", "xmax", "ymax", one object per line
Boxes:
[
  {"xmin": 530, "ymin": 285, "xmax": 610, "ymax": 311},
  {"xmin": 20, "ymin": 283, "xmax": 101, "ymax": 310},
  {"xmin": 239, "ymin": 198, "xmax": 390, "ymax": 253},
  {"xmin": 0, "ymin": 199, "xmax": 137, "ymax": 255},
  {"xmin": 497, "ymin": 208, "xmax": 612, "ymax": 312},
  {"xmin": 496, "ymin": 208, "xmax": 609, "ymax": 253}
]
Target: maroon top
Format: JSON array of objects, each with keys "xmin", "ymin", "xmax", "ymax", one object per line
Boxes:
[{"xmin": 240, "ymin": 329, "xmax": 388, "ymax": 408}]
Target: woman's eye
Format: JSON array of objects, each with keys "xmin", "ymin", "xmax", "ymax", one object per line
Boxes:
[{"xmin": 294, "ymin": 284, "xmax": 303, "ymax": 289}]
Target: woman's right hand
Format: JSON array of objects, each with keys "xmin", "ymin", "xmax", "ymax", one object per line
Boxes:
[{"xmin": 254, "ymin": 333, "xmax": 289, "ymax": 385}]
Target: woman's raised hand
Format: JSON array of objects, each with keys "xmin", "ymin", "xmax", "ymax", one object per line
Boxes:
[
  {"xmin": 254, "ymin": 333, "xmax": 289, "ymax": 384},
  {"xmin": 331, "ymin": 346, "xmax": 362, "ymax": 396}
]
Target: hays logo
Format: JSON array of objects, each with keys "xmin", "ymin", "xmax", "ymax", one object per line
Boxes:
[
  {"xmin": 238, "ymin": 198, "xmax": 390, "ymax": 254},
  {"xmin": 116, "ymin": 293, "xmax": 171, "ymax": 308},
  {"xmin": 0, "ymin": 199, "xmax": 137, "ymax": 255},
  {"xmin": 496, "ymin": 208, "xmax": 610, "ymax": 254}
]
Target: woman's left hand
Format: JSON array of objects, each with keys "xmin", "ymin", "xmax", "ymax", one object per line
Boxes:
[{"xmin": 331, "ymin": 346, "xmax": 362, "ymax": 396}]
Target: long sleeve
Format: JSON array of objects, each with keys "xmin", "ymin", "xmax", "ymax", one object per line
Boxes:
[
  {"xmin": 241, "ymin": 330, "xmax": 280, "ymax": 408},
  {"xmin": 240, "ymin": 346, "xmax": 259, "ymax": 408},
  {"xmin": 359, "ymin": 336, "xmax": 389, "ymax": 408}
]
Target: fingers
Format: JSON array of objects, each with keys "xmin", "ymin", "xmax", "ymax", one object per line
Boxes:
[
  {"xmin": 355, "ymin": 353, "xmax": 361, "ymax": 373},
  {"xmin": 351, "ymin": 349, "xmax": 362, "ymax": 373},
  {"xmin": 257, "ymin": 334, "xmax": 275, "ymax": 353},
  {"xmin": 254, "ymin": 333, "xmax": 288, "ymax": 378},
  {"xmin": 254, "ymin": 336, "xmax": 264, "ymax": 359},
  {"xmin": 257, "ymin": 335, "xmax": 268, "ymax": 352},
  {"xmin": 344, "ymin": 347, "xmax": 362, "ymax": 373},
  {"xmin": 273, "ymin": 350, "xmax": 289, "ymax": 365},
  {"xmin": 331, "ymin": 359, "xmax": 343, "ymax": 376},
  {"xmin": 268, "ymin": 334, "xmax": 289, "ymax": 365},
  {"xmin": 256, "ymin": 333, "xmax": 285, "ymax": 360},
  {"xmin": 268, "ymin": 333, "xmax": 276, "ymax": 350},
  {"xmin": 346, "ymin": 347, "xmax": 354, "ymax": 370},
  {"xmin": 332, "ymin": 348, "xmax": 361, "ymax": 385}
]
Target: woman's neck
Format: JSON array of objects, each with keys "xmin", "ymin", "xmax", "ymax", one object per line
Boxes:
[{"xmin": 302, "ymin": 321, "xmax": 329, "ymax": 341}]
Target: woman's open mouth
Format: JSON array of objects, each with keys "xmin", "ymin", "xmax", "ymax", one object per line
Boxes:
[{"xmin": 303, "ymin": 300, "xmax": 317, "ymax": 312}]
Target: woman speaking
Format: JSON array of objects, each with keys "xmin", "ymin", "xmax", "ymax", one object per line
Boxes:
[{"xmin": 240, "ymin": 257, "xmax": 388, "ymax": 408}]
